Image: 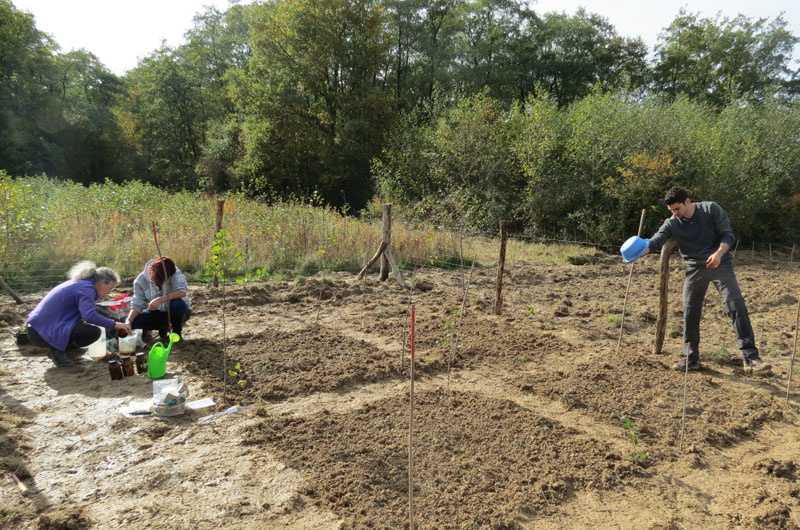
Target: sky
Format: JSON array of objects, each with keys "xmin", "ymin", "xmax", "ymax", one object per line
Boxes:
[{"xmin": 11, "ymin": 0, "xmax": 800, "ymax": 76}]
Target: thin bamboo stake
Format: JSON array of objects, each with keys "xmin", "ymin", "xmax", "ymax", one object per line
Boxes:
[
  {"xmin": 616, "ymin": 209, "xmax": 646, "ymax": 355},
  {"xmin": 447, "ymin": 260, "xmax": 475, "ymax": 391},
  {"xmin": 785, "ymin": 296, "xmax": 800, "ymax": 403},
  {"xmin": 151, "ymin": 222, "xmax": 172, "ymax": 335},
  {"xmin": 401, "ymin": 262, "xmax": 423, "ymax": 368},
  {"xmin": 408, "ymin": 304, "xmax": 416, "ymax": 530},
  {"xmin": 679, "ymin": 347, "xmax": 690, "ymax": 452}
]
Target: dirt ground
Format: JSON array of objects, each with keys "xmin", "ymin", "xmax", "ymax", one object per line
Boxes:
[{"xmin": 2, "ymin": 250, "xmax": 800, "ymax": 529}]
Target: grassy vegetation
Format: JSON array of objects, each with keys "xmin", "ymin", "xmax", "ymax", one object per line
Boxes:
[{"xmin": 1, "ymin": 177, "xmax": 597, "ymax": 291}]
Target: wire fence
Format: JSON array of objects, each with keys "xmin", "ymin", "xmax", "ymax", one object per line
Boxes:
[{"xmin": 1, "ymin": 212, "xmax": 798, "ymax": 297}]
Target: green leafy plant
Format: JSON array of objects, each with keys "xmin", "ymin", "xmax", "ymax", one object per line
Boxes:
[
  {"xmin": 228, "ymin": 362, "xmax": 246, "ymax": 388},
  {"xmin": 621, "ymin": 416, "xmax": 647, "ymax": 465},
  {"xmin": 205, "ymin": 229, "xmax": 243, "ymax": 283}
]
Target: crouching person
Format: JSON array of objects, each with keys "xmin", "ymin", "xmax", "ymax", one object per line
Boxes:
[
  {"xmin": 126, "ymin": 257, "xmax": 191, "ymax": 341},
  {"xmin": 27, "ymin": 261, "xmax": 131, "ymax": 367}
]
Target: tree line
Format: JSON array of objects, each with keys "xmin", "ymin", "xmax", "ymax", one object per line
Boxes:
[{"xmin": 1, "ymin": 0, "xmax": 798, "ymax": 242}]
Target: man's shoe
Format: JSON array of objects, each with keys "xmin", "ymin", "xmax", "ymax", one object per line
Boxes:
[
  {"xmin": 672, "ymin": 357, "xmax": 700, "ymax": 371},
  {"xmin": 48, "ymin": 349, "xmax": 74, "ymax": 368},
  {"xmin": 743, "ymin": 358, "xmax": 771, "ymax": 373}
]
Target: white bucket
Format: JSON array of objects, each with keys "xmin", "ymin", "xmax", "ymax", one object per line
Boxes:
[
  {"xmin": 87, "ymin": 326, "xmax": 107, "ymax": 359},
  {"xmin": 119, "ymin": 334, "xmax": 137, "ymax": 354}
]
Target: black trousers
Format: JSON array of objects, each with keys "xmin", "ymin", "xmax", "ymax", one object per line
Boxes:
[
  {"xmin": 27, "ymin": 323, "xmax": 102, "ymax": 352},
  {"xmin": 682, "ymin": 260, "xmax": 758, "ymax": 361},
  {"xmin": 131, "ymin": 298, "xmax": 191, "ymax": 338}
]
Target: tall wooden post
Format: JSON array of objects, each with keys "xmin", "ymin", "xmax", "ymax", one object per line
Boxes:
[
  {"xmin": 0, "ymin": 277, "xmax": 23, "ymax": 304},
  {"xmin": 653, "ymin": 239, "xmax": 677, "ymax": 355},
  {"xmin": 380, "ymin": 204, "xmax": 392, "ymax": 281},
  {"xmin": 493, "ymin": 221, "xmax": 508, "ymax": 315},
  {"xmin": 213, "ymin": 199, "xmax": 225, "ymax": 288}
]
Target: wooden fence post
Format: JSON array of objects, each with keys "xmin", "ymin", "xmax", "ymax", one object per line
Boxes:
[
  {"xmin": 653, "ymin": 239, "xmax": 677, "ymax": 355},
  {"xmin": 380, "ymin": 204, "xmax": 392, "ymax": 281},
  {"xmin": 0, "ymin": 277, "xmax": 23, "ymax": 304},
  {"xmin": 213, "ymin": 199, "xmax": 225, "ymax": 288},
  {"xmin": 493, "ymin": 221, "xmax": 508, "ymax": 315}
]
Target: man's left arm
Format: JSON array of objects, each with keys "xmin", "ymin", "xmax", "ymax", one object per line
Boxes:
[{"xmin": 706, "ymin": 202, "xmax": 735, "ymax": 269}]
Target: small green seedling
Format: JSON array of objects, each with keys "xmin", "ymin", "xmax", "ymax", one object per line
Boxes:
[
  {"xmin": 711, "ymin": 346, "xmax": 731, "ymax": 365},
  {"xmin": 621, "ymin": 415, "xmax": 647, "ymax": 464},
  {"xmin": 228, "ymin": 362, "xmax": 246, "ymax": 388}
]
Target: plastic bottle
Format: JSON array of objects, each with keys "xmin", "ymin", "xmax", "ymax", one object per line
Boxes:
[{"xmin": 87, "ymin": 326, "xmax": 107, "ymax": 359}]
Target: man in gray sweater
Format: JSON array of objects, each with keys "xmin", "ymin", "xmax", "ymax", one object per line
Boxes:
[{"xmin": 641, "ymin": 187, "xmax": 770, "ymax": 373}]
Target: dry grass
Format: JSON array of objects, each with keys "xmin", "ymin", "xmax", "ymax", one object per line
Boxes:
[{"xmin": 3, "ymin": 177, "xmax": 596, "ymax": 290}]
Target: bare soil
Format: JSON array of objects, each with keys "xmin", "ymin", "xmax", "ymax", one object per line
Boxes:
[{"xmin": 2, "ymin": 252, "xmax": 800, "ymax": 529}]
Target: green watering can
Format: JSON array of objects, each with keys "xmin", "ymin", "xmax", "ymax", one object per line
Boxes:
[{"xmin": 147, "ymin": 332, "xmax": 180, "ymax": 379}]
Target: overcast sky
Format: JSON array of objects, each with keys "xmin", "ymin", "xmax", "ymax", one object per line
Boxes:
[{"xmin": 11, "ymin": 0, "xmax": 800, "ymax": 76}]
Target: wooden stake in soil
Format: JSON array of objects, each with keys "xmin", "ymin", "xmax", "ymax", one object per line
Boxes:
[
  {"xmin": 616, "ymin": 210, "xmax": 646, "ymax": 355},
  {"xmin": 380, "ymin": 204, "xmax": 392, "ymax": 281},
  {"xmin": 493, "ymin": 220, "xmax": 508, "ymax": 315},
  {"xmin": 653, "ymin": 239, "xmax": 676, "ymax": 355},
  {"xmin": 0, "ymin": 277, "xmax": 23, "ymax": 304},
  {"xmin": 408, "ymin": 303, "xmax": 416, "ymax": 530},
  {"xmin": 356, "ymin": 205, "xmax": 404, "ymax": 286},
  {"xmin": 785, "ymin": 296, "xmax": 800, "ymax": 403}
]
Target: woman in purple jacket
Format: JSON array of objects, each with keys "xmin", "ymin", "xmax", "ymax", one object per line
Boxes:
[{"xmin": 26, "ymin": 261, "xmax": 132, "ymax": 367}]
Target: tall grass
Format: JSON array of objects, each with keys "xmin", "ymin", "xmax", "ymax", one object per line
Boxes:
[{"xmin": 1, "ymin": 177, "xmax": 595, "ymax": 291}]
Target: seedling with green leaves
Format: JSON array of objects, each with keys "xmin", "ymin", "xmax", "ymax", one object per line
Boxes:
[
  {"xmin": 621, "ymin": 416, "xmax": 648, "ymax": 465},
  {"xmin": 228, "ymin": 362, "xmax": 246, "ymax": 388}
]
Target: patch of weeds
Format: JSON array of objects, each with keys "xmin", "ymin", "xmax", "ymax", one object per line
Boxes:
[
  {"xmin": 711, "ymin": 346, "xmax": 731, "ymax": 365},
  {"xmin": 621, "ymin": 416, "xmax": 648, "ymax": 466},
  {"xmin": 566, "ymin": 254, "xmax": 591, "ymax": 265},
  {"xmin": 602, "ymin": 314, "xmax": 622, "ymax": 326},
  {"xmin": 294, "ymin": 276, "xmax": 307, "ymax": 287},
  {"xmin": 521, "ymin": 356, "xmax": 530, "ymax": 362}
]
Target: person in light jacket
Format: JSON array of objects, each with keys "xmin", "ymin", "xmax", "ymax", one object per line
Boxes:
[
  {"xmin": 27, "ymin": 261, "xmax": 132, "ymax": 367},
  {"xmin": 126, "ymin": 257, "xmax": 191, "ymax": 341}
]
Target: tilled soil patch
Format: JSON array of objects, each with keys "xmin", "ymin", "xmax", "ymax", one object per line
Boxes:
[
  {"xmin": 519, "ymin": 350, "xmax": 790, "ymax": 457},
  {"xmin": 243, "ymin": 388, "xmax": 639, "ymax": 529},
  {"xmin": 172, "ymin": 328, "xmax": 435, "ymax": 402}
]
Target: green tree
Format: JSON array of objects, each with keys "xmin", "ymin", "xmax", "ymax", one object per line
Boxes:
[
  {"xmin": 234, "ymin": 0, "xmax": 395, "ymax": 210},
  {"xmin": 118, "ymin": 46, "xmax": 206, "ymax": 188},
  {"xmin": 512, "ymin": 9, "xmax": 648, "ymax": 107},
  {"xmin": 0, "ymin": 0, "xmax": 60, "ymax": 176},
  {"xmin": 653, "ymin": 10, "xmax": 798, "ymax": 105}
]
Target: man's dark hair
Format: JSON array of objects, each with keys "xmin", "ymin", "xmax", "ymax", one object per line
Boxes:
[{"xmin": 665, "ymin": 187, "xmax": 689, "ymax": 205}]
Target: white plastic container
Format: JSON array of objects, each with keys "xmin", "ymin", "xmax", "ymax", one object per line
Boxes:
[
  {"xmin": 87, "ymin": 326, "xmax": 107, "ymax": 359},
  {"xmin": 119, "ymin": 334, "xmax": 137, "ymax": 354}
]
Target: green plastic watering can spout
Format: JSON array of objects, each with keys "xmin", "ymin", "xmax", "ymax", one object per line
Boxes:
[{"xmin": 165, "ymin": 332, "xmax": 180, "ymax": 355}]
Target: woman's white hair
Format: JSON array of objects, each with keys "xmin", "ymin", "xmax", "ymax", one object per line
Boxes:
[{"xmin": 68, "ymin": 260, "xmax": 119, "ymax": 285}]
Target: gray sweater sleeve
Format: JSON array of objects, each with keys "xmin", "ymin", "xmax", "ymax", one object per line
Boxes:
[
  {"xmin": 648, "ymin": 218, "xmax": 672, "ymax": 253},
  {"xmin": 708, "ymin": 201, "xmax": 735, "ymax": 248}
]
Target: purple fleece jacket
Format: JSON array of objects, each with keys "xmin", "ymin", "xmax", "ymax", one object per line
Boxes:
[{"xmin": 27, "ymin": 279, "xmax": 115, "ymax": 351}]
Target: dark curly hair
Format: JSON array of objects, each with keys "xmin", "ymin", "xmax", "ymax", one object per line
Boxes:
[
  {"xmin": 148, "ymin": 257, "xmax": 176, "ymax": 287},
  {"xmin": 664, "ymin": 187, "xmax": 689, "ymax": 205}
]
